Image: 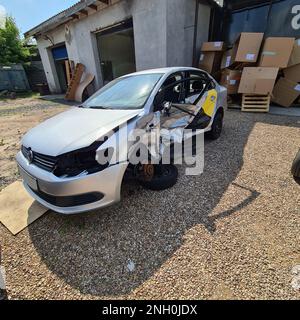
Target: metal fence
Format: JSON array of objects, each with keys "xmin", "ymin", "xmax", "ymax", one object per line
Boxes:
[
  {"xmin": 24, "ymin": 61, "xmax": 47, "ymax": 91},
  {"xmin": 0, "ymin": 64, "xmax": 30, "ymax": 92}
]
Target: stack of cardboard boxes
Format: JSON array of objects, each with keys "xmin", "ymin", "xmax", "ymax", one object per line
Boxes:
[
  {"xmin": 273, "ymin": 39, "xmax": 300, "ymax": 107},
  {"xmin": 199, "ymin": 33, "xmax": 300, "ymax": 111}
]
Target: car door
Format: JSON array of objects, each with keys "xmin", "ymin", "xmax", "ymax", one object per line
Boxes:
[
  {"xmin": 154, "ymin": 70, "xmax": 216, "ymax": 130},
  {"xmin": 185, "ymin": 70, "xmax": 218, "ymax": 130}
]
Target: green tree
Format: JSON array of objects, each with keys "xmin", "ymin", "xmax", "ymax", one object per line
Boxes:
[{"xmin": 0, "ymin": 16, "xmax": 29, "ymax": 64}]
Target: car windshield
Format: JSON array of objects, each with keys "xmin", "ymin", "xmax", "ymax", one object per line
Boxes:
[{"xmin": 83, "ymin": 73, "xmax": 163, "ymax": 110}]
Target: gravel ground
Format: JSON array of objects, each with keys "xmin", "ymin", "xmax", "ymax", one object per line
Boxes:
[{"xmin": 0, "ymin": 98, "xmax": 300, "ymax": 300}]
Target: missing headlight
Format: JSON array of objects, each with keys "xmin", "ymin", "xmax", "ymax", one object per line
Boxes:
[{"xmin": 53, "ymin": 141, "xmax": 110, "ymax": 178}]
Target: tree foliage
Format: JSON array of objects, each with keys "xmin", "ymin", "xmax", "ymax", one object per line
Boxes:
[{"xmin": 0, "ymin": 16, "xmax": 30, "ymax": 65}]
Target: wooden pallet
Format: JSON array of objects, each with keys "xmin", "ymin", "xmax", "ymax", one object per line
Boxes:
[
  {"xmin": 242, "ymin": 94, "xmax": 270, "ymax": 113},
  {"xmin": 65, "ymin": 63, "xmax": 85, "ymax": 101}
]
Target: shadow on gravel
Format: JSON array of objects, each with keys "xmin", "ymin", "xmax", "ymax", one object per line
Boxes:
[
  {"xmin": 0, "ymin": 290, "xmax": 8, "ymax": 300},
  {"xmin": 27, "ymin": 112, "xmax": 300, "ymax": 297}
]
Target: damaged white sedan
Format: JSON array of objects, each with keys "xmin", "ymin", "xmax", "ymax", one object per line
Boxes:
[{"xmin": 16, "ymin": 67, "xmax": 227, "ymax": 214}]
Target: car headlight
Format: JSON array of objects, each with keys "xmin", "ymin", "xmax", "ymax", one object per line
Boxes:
[{"xmin": 54, "ymin": 141, "xmax": 113, "ymax": 178}]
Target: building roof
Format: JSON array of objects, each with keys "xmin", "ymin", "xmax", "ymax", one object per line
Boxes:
[
  {"xmin": 25, "ymin": 0, "xmax": 222, "ymax": 38},
  {"xmin": 24, "ymin": 0, "xmax": 109, "ymax": 38}
]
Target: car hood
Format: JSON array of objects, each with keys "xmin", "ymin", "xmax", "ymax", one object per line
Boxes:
[{"xmin": 22, "ymin": 107, "xmax": 141, "ymax": 156}]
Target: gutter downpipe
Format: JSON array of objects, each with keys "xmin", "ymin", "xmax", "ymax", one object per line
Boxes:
[{"xmin": 192, "ymin": 0, "xmax": 200, "ymax": 67}]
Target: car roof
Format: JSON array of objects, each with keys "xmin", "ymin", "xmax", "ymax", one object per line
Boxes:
[{"xmin": 123, "ymin": 67, "xmax": 204, "ymax": 77}]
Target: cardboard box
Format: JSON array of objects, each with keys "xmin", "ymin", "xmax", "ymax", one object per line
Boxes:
[
  {"xmin": 259, "ymin": 37, "xmax": 295, "ymax": 68},
  {"xmin": 272, "ymin": 77, "xmax": 300, "ymax": 107},
  {"xmin": 233, "ymin": 32, "xmax": 264, "ymax": 63},
  {"xmin": 288, "ymin": 39, "xmax": 300, "ymax": 67},
  {"xmin": 220, "ymin": 69, "xmax": 242, "ymax": 95},
  {"xmin": 283, "ymin": 63, "xmax": 300, "ymax": 83},
  {"xmin": 221, "ymin": 48, "xmax": 235, "ymax": 69},
  {"xmin": 238, "ymin": 67, "xmax": 279, "ymax": 94},
  {"xmin": 201, "ymin": 41, "xmax": 225, "ymax": 52},
  {"xmin": 199, "ymin": 51, "xmax": 222, "ymax": 74}
]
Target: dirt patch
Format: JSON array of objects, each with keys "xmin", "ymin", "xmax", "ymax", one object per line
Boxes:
[{"xmin": 0, "ymin": 98, "xmax": 68, "ymax": 191}]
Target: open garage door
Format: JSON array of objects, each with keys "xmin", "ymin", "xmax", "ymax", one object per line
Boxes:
[
  {"xmin": 96, "ymin": 19, "xmax": 136, "ymax": 85},
  {"xmin": 52, "ymin": 44, "xmax": 69, "ymax": 93}
]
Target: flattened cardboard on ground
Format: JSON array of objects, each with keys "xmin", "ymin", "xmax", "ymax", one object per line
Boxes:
[
  {"xmin": 284, "ymin": 63, "xmax": 300, "ymax": 82},
  {"xmin": 259, "ymin": 37, "xmax": 295, "ymax": 68},
  {"xmin": 74, "ymin": 73, "xmax": 95, "ymax": 102},
  {"xmin": 0, "ymin": 181, "xmax": 48, "ymax": 235},
  {"xmin": 288, "ymin": 39, "xmax": 300, "ymax": 67},
  {"xmin": 201, "ymin": 41, "xmax": 225, "ymax": 52},
  {"xmin": 272, "ymin": 77, "xmax": 300, "ymax": 108},
  {"xmin": 233, "ymin": 32, "xmax": 264, "ymax": 63},
  {"xmin": 220, "ymin": 69, "xmax": 242, "ymax": 95},
  {"xmin": 199, "ymin": 51, "xmax": 222, "ymax": 74},
  {"xmin": 238, "ymin": 67, "xmax": 279, "ymax": 94}
]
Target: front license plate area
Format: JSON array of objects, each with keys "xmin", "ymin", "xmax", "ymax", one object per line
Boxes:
[{"xmin": 18, "ymin": 166, "xmax": 38, "ymax": 191}]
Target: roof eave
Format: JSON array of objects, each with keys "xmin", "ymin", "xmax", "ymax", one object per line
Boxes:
[
  {"xmin": 24, "ymin": 0, "xmax": 104, "ymax": 38},
  {"xmin": 25, "ymin": 0, "xmax": 221, "ymax": 38}
]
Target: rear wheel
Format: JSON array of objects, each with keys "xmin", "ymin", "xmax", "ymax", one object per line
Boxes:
[
  {"xmin": 206, "ymin": 111, "xmax": 223, "ymax": 140},
  {"xmin": 139, "ymin": 164, "xmax": 178, "ymax": 191}
]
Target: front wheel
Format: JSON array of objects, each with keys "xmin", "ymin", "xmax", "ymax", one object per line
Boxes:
[
  {"xmin": 292, "ymin": 150, "xmax": 300, "ymax": 185},
  {"xmin": 206, "ymin": 111, "xmax": 223, "ymax": 140},
  {"xmin": 139, "ymin": 164, "xmax": 178, "ymax": 191}
]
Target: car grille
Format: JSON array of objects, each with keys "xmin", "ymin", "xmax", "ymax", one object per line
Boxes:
[
  {"xmin": 29, "ymin": 187, "xmax": 104, "ymax": 207},
  {"xmin": 22, "ymin": 146, "xmax": 57, "ymax": 172}
]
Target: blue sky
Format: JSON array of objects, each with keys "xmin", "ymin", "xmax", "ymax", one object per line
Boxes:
[{"xmin": 0, "ymin": 0, "xmax": 78, "ymax": 35}]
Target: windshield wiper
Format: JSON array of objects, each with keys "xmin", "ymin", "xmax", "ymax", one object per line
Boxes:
[{"xmin": 86, "ymin": 106, "xmax": 108, "ymax": 109}]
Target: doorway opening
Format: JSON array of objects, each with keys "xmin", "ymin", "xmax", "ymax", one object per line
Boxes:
[
  {"xmin": 96, "ymin": 19, "xmax": 136, "ymax": 85},
  {"xmin": 52, "ymin": 44, "xmax": 69, "ymax": 93}
]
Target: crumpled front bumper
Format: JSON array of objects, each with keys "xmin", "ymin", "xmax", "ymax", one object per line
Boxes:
[{"xmin": 16, "ymin": 151, "xmax": 128, "ymax": 214}]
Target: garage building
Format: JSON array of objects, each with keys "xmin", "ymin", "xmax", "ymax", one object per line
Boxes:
[{"xmin": 25, "ymin": 0, "xmax": 222, "ymax": 94}]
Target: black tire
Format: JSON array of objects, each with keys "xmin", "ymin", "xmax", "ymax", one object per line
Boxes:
[
  {"xmin": 206, "ymin": 111, "xmax": 223, "ymax": 140},
  {"xmin": 292, "ymin": 150, "xmax": 300, "ymax": 185},
  {"xmin": 294, "ymin": 176, "xmax": 300, "ymax": 185},
  {"xmin": 140, "ymin": 164, "xmax": 178, "ymax": 191}
]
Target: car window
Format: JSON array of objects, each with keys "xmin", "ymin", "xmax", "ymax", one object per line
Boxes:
[
  {"xmin": 83, "ymin": 73, "xmax": 163, "ymax": 110},
  {"xmin": 185, "ymin": 71, "xmax": 215, "ymax": 104},
  {"xmin": 161, "ymin": 73, "xmax": 184, "ymax": 103},
  {"xmin": 153, "ymin": 72, "xmax": 185, "ymax": 111},
  {"xmin": 187, "ymin": 72, "xmax": 210, "ymax": 97}
]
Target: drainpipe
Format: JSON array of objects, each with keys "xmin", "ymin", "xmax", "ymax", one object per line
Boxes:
[
  {"xmin": 192, "ymin": 0, "xmax": 200, "ymax": 67},
  {"xmin": 265, "ymin": 0, "xmax": 274, "ymax": 34}
]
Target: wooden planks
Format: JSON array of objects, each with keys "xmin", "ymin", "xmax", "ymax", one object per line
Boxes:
[
  {"xmin": 242, "ymin": 94, "xmax": 271, "ymax": 113},
  {"xmin": 65, "ymin": 60, "xmax": 72, "ymax": 86},
  {"xmin": 65, "ymin": 63, "xmax": 85, "ymax": 101}
]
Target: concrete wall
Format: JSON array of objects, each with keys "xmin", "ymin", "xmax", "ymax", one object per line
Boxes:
[{"xmin": 36, "ymin": 0, "xmax": 212, "ymax": 93}]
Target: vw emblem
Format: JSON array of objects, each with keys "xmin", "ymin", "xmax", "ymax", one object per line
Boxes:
[{"xmin": 27, "ymin": 149, "xmax": 34, "ymax": 163}]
